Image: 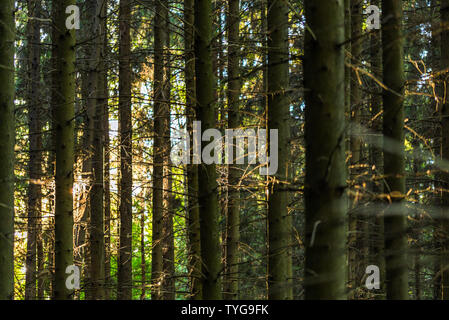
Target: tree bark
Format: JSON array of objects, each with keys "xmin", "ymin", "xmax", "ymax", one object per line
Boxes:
[
  {"xmin": 25, "ymin": 0, "xmax": 42, "ymax": 300},
  {"xmin": 151, "ymin": 0, "xmax": 171, "ymax": 300},
  {"xmin": 185, "ymin": 0, "xmax": 202, "ymax": 300},
  {"xmin": 381, "ymin": 0, "xmax": 408, "ymax": 300},
  {"xmin": 266, "ymin": 0, "xmax": 293, "ymax": 300},
  {"xmin": 195, "ymin": 0, "xmax": 222, "ymax": 300},
  {"xmin": 223, "ymin": 0, "xmax": 241, "ymax": 301},
  {"xmin": 348, "ymin": 0, "xmax": 362, "ymax": 298},
  {"xmin": 52, "ymin": 0, "xmax": 76, "ymax": 300},
  {"xmin": 304, "ymin": 0, "xmax": 347, "ymax": 300},
  {"xmin": 117, "ymin": 0, "xmax": 133, "ymax": 300},
  {"xmin": 89, "ymin": 0, "xmax": 107, "ymax": 300},
  {"xmin": 369, "ymin": 0, "xmax": 385, "ymax": 299},
  {"xmin": 0, "ymin": 0, "xmax": 15, "ymax": 301}
]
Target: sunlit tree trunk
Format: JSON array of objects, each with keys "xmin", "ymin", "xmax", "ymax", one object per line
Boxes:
[{"xmin": 52, "ymin": 0, "xmax": 76, "ymax": 300}]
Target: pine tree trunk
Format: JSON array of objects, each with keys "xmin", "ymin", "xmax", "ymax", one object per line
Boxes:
[
  {"xmin": 25, "ymin": 0, "xmax": 42, "ymax": 300},
  {"xmin": 223, "ymin": 0, "xmax": 241, "ymax": 300},
  {"xmin": 89, "ymin": 0, "xmax": 106, "ymax": 300},
  {"xmin": 100, "ymin": 0, "xmax": 111, "ymax": 300},
  {"xmin": 348, "ymin": 0, "xmax": 362, "ymax": 298},
  {"xmin": 369, "ymin": 0, "xmax": 385, "ymax": 298},
  {"xmin": 52, "ymin": 0, "xmax": 76, "ymax": 300},
  {"xmin": 161, "ymin": 11, "xmax": 175, "ymax": 300},
  {"xmin": 0, "ymin": 0, "xmax": 15, "ymax": 301},
  {"xmin": 195, "ymin": 0, "xmax": 222, "ymax": 300},
  {"xmin": 381, "ymin": 0, "xmax": 408, "ymax": 300},
  {"xmin": 117, "ymin": 0, "xmax": 133, "ymax": 300},
  {"xmin": 304, "ymin": 0, "xmax": 347, "ymax": 300},
  {"xmin": 185, "ymin": 0, "xmax": 202, "ymax": 300},
  {"xmin": 266, "ymin": 0, "xmax": 292, "ymax": 300},
  {"xmin": 151, "ymin": 0, "xmax": 170, "ymax": 299}
]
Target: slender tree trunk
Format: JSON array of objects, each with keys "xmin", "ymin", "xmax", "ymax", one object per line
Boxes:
[
  {"xmin": 0, "ymin": 0, "xmax": 15, "ymax": 301},
  {"xmin": 184, "ymin": 0, "xmax": 202, "ymax": 300},
  {"xmin": 76, "ymin": 2, "xmax": 98, "ymax": 286},
  {"xmin": 162, "ymin": 159, "xmax": 175, "ymax": 299},
  {"xmin": 195, "ymin": 0, "xmax": 222, "ymax": 300},
  {"xmin": 89, "ymin": 0, "xmax": 106, "ymax": 300},
  {"xmin": 369, "ymin": 0, "xmax": 385, "ymax": 299},
  {"xmin": 140, "ymin": 194, "xmax": 146, "ymax": 300},
  {"xmin": 223, "ymin": 0, "xmax": 241, "ymax": 300},
  {"xmin": 431, "ymin": 0, "xmax": 442, "ymax": 299},
  {"xmin": 117, "ymin": 0, "xmax": 133, "ymax": 300},
  {"xmin": 260, "ymin": 0, "xmax": 269, "ymax": 299},
  {"xmin": 161, "ymin": 11, "xmax": 175, "ymax": 300},
  {"xmin": 440, "ymin": 0, "xmax": 449, "ymax": 300},
  {"xmin": 152, "ymin": 0, "xmax": 169, "ymax": 300},
  {"xmin": 266, "ymin": 0, "xmax": 292, "ymax": 300},
  {"xmin": 52, "ymin": 0, "xmax": 76, "ymax": 300},
  {"xmin": 304, "ymin": 0, "xmax": 347, "ymax": 300},
  {"xmin": 25, "ymin": 0, "xmax": 42, "ymax": 300},
  {"xmin": 381, "ymin": 0, "xmax": 408, "ymax": 300},
  {"xmin": 348, "ymin": 0, "xmax": 362, "ymax": 298},
  {"xmin": 100, "ymin": 0, "xmax": 111, "ymax": 300}
]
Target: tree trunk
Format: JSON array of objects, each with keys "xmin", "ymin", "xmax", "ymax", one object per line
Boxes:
[
  {"xmin": 25, "ymin": 0, "xmax": 42, "ymax": 300},
  {"xmin": 0, "ymin": 0, "xmax": 15, "ymax": 301},
  {"xmin": 195, "ymin": 0, "xmax": 222, "ymax": 300},
  {"xmin": 100, "ymin": 0, "xmax": 111, "ymax": 300},
  {"xmin": 52, "ymin": 0, "xmax": 76, "ymax": 300},
  {"xmin": 151, "ymin": 0, "xmax": 170, "ymax": 300},
  {"xmin": 184, "ymin": 0, "xmax": 202, "ymax": 300},
  {"xmin": 369, "ymin": 0, "xmax": 385, "ymax": 299},
  {"xmin": 381, "ymin": 0, "xmax": 408, "ymax": 300},
  {"xmin": 161, "ymin": 9, "xmax": 175, "ymax": 300},
  {"xmin": 266, "ymin": 0, "xmax": 292, "ymax": 300},
  {"xmin": 223, "ymin": 0, "xmax": 241, "ymax": 300},
  {"xmin": 117, "ymin": 0, "xmax": 133, "ymax": 300},
  {"xmin": 304, "ymin": 0, "xmax": 347, "ymax": 300},
  {"xmin": 440, "ymin": 0, "xmax": 449, "ymax": 300},
  {"xmin": 348, "ymin": 0, "xmax": 362, "ymax": 298},
  {"xmin": 89, "ymin": 0, "xmax": 107, "ymax": 300}
]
